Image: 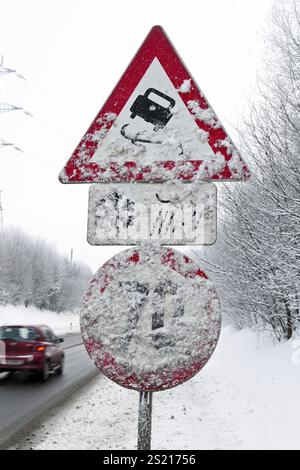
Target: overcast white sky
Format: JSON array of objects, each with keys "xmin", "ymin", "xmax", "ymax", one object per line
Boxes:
[{"xmin": 0, "ymin": 0, "xmax": 273, "ymax": 271}]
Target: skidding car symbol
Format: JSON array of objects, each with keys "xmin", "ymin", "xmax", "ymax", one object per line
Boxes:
[{"xmin": 130, "ymin": 88, "xmax": 175, "ymax": 131}]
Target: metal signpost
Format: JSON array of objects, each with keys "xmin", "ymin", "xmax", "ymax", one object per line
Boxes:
[
  {"xmin": 137, "ymin": 391, "xmax": 153, "ymax": 450},
  {"xmin": 59, "ymin": 25, "xmax": 250, "ymax": 450},
  {"xmin": 80, "ymin": 245, "xmax": 221, "ymax": 448}
]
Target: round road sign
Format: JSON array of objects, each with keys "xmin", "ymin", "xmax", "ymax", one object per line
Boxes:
[{"xmin": 81, "ymin": 245, "xmax": 221, "ymax": 392}]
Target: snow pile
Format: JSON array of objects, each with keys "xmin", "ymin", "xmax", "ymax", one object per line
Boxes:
[
  {"xmin": 188, "ymin": 99, "xmax": 221, "ymax": 129},
  {"xmin": 14, "ymin": 326, "xmax": 300, "ymax": 450},
  {"xmin": 177, "ymin": 79, "xmax": 191, "ymax": 94},
  {"xmin": 0, "ymin": 305, "xmax": 79, "ymax": 335}
]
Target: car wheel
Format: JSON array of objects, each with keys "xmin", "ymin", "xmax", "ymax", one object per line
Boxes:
[
  {"xmin": 56, "ymin": 358, "xmax": 64, "ymax": 376},
  {"xmin": 39, "ymin": 361, "xmax": 50, "ymax": 382}
]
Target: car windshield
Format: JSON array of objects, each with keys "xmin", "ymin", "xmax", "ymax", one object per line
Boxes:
[{"xmin": 0, "ymin": 327, "xmax": 37, "ymax": 341}]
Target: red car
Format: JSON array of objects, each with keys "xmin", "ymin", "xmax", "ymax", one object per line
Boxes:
[{"xmin": 0, "ymin": 325, "xmax": 65, "ymax": 381}]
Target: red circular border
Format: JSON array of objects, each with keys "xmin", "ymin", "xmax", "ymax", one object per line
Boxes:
[{"xmin": 81, "ymin": 247, "xmax": 221, "ymax": 392}]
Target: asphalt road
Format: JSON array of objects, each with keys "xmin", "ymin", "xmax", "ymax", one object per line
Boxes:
[{"xmin": 0, "ymin": 333, "xmax": 98, "ymax": 448}]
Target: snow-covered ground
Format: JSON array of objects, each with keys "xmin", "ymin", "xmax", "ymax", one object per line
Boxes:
[
  {"xmin": 13, "ymin": 326, "xmax": 300, "ymax": 450},
  {"xmin": 0, "ymin": 305, "xmax": 80, "ymax": 335}
]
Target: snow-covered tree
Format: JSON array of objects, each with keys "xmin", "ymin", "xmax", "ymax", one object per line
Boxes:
[
  {"xmin": 200, "ymin": 0, "xmax": 300, "ymax": 341},
  {"xmin": 0, "ymin": 227, "xmax": 92, "ymax": 312}
]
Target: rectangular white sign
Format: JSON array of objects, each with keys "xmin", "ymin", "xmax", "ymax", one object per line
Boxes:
[{"xmin": 87, "ymin": 183, "xmax": 216, "ymax": 245}]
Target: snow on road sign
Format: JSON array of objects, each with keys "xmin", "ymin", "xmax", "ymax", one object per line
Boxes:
[
  {"xmin": 59, "ymin": 26, "xmax": 250, "ymax": 184},
  {"xmin": 87, "ymin": 183, "xmax": 217, "ymax": 245},
  {"xmin": 80, "ymin": 245, "xmax": 221, "ymax": 392}
]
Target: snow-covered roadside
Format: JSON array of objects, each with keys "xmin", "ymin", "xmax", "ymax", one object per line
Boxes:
[
  {"xmin": 12, "ymin": 326, "xmax": 300, "ymax": 450},
  {"xmin": 0, "ymin": 305, "xmax": 80, "ymax": 335}
]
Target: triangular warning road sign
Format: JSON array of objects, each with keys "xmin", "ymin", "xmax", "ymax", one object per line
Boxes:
[{"xmin": 59, "ymin": 26, "xmax": 250, "ymax": 183}]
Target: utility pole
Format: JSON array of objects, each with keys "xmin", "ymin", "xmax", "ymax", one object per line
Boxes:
[
  {"xmin": 70, "ymin": 248, "xmax": 73, "ymax": 264},
  {"xmin": 0, "ymin": 190, "xmax": 3, "ymax": 230}
]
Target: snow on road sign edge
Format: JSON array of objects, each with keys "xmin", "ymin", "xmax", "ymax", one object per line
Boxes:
[
  {"xmin": 59, "ymin": 25, "xmax": 250, "ymax": 184},
  {"xmin": 80, "ymin": 245, "xmax": 222, "ymax": 392}
]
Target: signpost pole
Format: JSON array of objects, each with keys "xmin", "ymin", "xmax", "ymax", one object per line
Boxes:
[{"xmin": 137, "ymin": 391, "xmax": 153, "ymax": 450}]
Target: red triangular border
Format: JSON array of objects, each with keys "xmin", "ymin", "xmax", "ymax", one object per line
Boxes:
[{"xmin": 59, "ymin": 26, "xmax": 250, "ymax": 183}]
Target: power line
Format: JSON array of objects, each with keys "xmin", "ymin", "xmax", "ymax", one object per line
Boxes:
[
  {"xmin": 0, "ymin": 55, "xmax": 65, "ymax": 169},
  {"xmin": 0, "ymin": 101, "xmax": 24, "ymax": 113},
  {"xmin": 0, "ymin": 55, "xmax": 32, "ymax": 154},
  {"xmin": 0, "ymin": 137, "xmax": 23, "ymax": 152}
]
